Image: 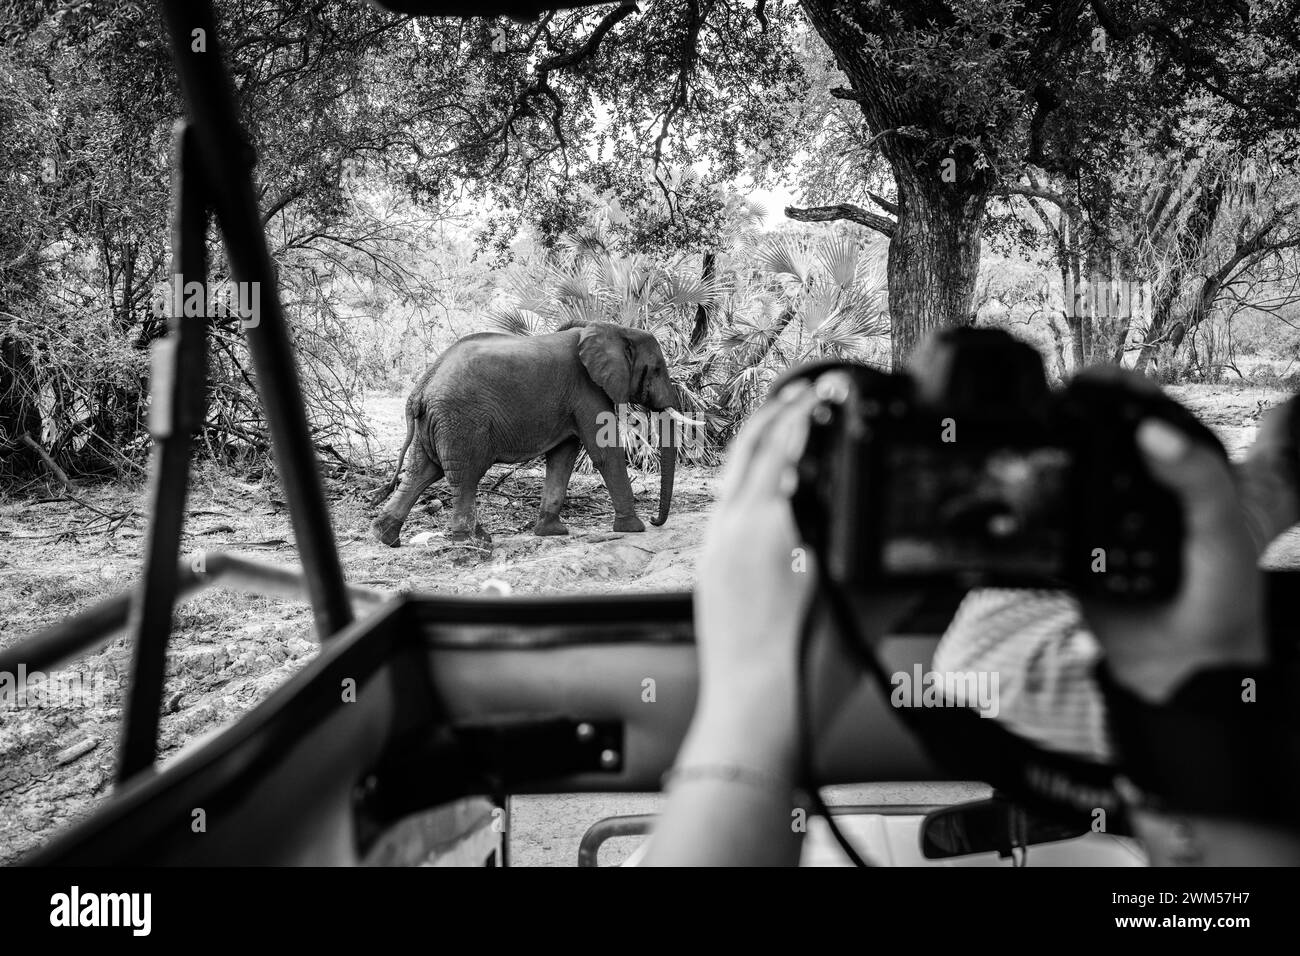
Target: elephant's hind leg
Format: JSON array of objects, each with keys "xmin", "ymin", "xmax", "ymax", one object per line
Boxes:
[
  {"xmin": 445, "ymin": 462, "xmax": 492, "ymax": 545},
  {"xmin": 370, "ymin": 446, "xmax": 443, "ymax": 547},
  {"xmin": 534, "ymin": 437, "xmax": 581, "ymax": 536}
]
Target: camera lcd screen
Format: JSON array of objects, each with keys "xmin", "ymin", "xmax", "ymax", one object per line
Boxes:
[{"xmin": 881, "ymin": 444, "xmax": 1071, "ymax": 576}]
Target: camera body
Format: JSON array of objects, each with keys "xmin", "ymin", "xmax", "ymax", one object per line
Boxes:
[{"xmin": 792, "ymin": 328, "xmax": 1218, "ymax": 600}]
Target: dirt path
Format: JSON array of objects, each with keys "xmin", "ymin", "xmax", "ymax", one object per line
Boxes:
[{"xmin": 0, "ymin": 427, "xmax": 717, "ymax": 863}]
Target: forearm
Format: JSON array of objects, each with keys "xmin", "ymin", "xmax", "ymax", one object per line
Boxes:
[
  {"xmin": 1103, "ymin": 660, "xmax": 1300, "ymax": 865},
  {"xmin": 644, "ymin": 675, "xmax": 803, "ymax": 867}
]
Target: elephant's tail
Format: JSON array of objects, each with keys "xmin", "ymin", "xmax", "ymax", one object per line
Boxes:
[{"xmin": 369, "ymin": 406, "xmax": 417, "ymax": 507}]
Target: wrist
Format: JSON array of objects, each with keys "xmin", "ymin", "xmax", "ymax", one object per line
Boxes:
[
  {"xmin": 1100, "ymin": 662, "xmax": 1300, "ymax": 827},
  {"xmin": 1104, "ymin": 634, "xmax": 1267, "ymax": 704},
  {"xmin": 689, "ymin": 680, "xmax": 800, "ymax": 781}
]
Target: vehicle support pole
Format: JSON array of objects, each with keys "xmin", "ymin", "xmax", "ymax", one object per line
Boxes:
[
  {"xmin": 157, "ymin": 0, "xmax": 353, "ymax": 640},
  {"xmin": 118, "ymin": 121, "xmax": 210, "ymax": 781}
]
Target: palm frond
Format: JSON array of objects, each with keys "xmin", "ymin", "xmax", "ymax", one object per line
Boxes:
[
  {"xmin": 561, "ymin": 225, "xmax": 610, "ymax": 262},
  {"xmin": 739, "ymin": 295, "xmax": 790, "ymax": 332},
  {"xmin": 755, "ymin": 236, "xmax": 813, "ymax": 286},
  {"xmin": 503, "ymin": 272, "xmax": 557, "ymax": 317},
  {"xmin": 818, "ymin": 235, "xmax": 859, "ymax": 290},
  {"xmin": 598, "ymin": 254, "xmax": 651, "ymax": 303},
  {"xmin": 556, "ymin": 298, "xmax": 608, "ymax": 329},
  {"xmin": 812, "ymin": 288, "xmax": 891, "ymax": 352},
  {"xmin": 740, "ymin": 198, "xmax": 769, "ymax": 227},
  {"xmin": 852, "ymin": 254, "xmax": 889, "ymax": 302},
  {"xmin": 813, "ymin": 319, "xmax": 890, "ymax": 354},
  {"xmin": 664, "ymin": 164, "xmax": 703, "ymax": 194},
  {"xmin": 552, "ymin": 263, "xmax": 597, "ymax": 305},
  {"xmin": 614, "ymin": 297, "xmax": 643, "ymax": 328},
  {"xmin": 725, "ymin": 363, "xmax": 769, "ymax": 398},
  {"xmin": 660, "ymin": 270, "xmax": 720, "ymax": 310},
  {"xmin": 801, "ymin": 284, "xmax": 841, "ymax": 333},
  {"xmin": 484, "ymin": 307, "xmax": 544, "ymax": 337}
]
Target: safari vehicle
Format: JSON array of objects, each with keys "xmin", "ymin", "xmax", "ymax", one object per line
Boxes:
[{"xmin": 4, "ymin": 0, "xmax": 1294, "ymax": 869}]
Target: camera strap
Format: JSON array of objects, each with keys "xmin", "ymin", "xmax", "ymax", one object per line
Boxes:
[
  {"xmin": 1281, "ymin": 397, "xmax": 1300, "ymax": 513},
  {"xmin": 814, "ymin": 576, "xmax": 1130, "ymax": 834},
  {"xmin": 1098, "ymin": 663, "xmax": 1300, "ymax": 826}
]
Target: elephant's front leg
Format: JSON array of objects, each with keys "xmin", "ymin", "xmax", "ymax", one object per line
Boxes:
[
  {"xmin": 534, "ymin": 438, "xmax": 580, "ymax": 536},
  {"xmin": 582, "ymin": 430, "xmax": 645, "ymax": 534}
]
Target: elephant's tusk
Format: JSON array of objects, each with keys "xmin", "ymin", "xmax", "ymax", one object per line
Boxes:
[{"xmin": 666, "ymin": 408, "xmax": 706, "ymax": 430}]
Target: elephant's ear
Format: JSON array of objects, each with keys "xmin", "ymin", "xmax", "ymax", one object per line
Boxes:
[{"xmin": 578, "ymin": 324, "xmax": 632, "ymax": 404}]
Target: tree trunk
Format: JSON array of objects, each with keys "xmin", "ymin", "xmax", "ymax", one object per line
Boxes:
[
  {"xmin": 1135, "ymin": 173, "xmax": 1226, "ymax": 373},
  {"xmin": 798, "ymin": 0, "xmax": 995, "ymax": 370},
  {"xmin": 1045, "ymin": 315, "xmax": 1068, "ymax": 380},
  {"xmin": 689, "ymin": 252, "xmax": 715, "ymax": 351},
  {"xmin": 0, "ymin": 335, "xmax": 43, "ymax": 476},
  {"xmin": 1061, "ymin": 218, "xmax": 1086, "ymax": 372},
  {"xmin": 887, "ymin": 173, "xmax": 988, "ymax": 368}
]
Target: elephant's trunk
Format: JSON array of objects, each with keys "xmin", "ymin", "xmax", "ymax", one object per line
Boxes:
[
  {"xmin": 649, "ymin": 405, "xmax": 701, "ymax": 527},
  {"xmin": 650, "ymin": 395, "xmax": 681, "ymax": 535},
  {"xmin": 650, "ymin": 431, "xmax": 676, "ymax": 527}
]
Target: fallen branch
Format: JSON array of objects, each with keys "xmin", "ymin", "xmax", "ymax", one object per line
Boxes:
[
  {"xmin": 20, "ymin": 434, "xmax": 79, "ymax": 495},
  {"xmin": 487, "ymin": 463, "xmax": 527, "ymax": 492}
]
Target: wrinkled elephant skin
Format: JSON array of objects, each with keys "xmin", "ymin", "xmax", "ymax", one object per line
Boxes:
[{"xmin": 369, "ymin": 323, "xmax": 680, "ymax": 548}]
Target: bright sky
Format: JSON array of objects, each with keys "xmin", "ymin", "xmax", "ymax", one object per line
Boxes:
[{"xmin": 747, "ymin": 184, "xmax": 800, "ymax": 230}]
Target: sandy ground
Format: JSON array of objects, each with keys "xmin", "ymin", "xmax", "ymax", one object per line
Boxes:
[{"xmin": 0, "ymin": 382, "xmax": 1296, "ymax": 865}]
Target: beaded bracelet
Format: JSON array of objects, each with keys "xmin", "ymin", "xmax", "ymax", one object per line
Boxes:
[{"xmin": 661, "ymin": 763, "xmax": 793, "ymax": 799}]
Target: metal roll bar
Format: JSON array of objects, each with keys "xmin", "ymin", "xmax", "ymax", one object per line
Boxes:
[
  {"xmin": 156, "ymin": 1, "xmax": 354, "ymax": 642},
  {"xmin": 0, "ymin": 552, "xmax": 387, "ymax": 682},
  {"xmin": 33, "ymin": 0, "xmax": 371, "ymax": 781}
]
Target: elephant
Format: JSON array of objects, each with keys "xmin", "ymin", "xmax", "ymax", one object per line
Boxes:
[{"xmin": 369, "ymin": 321, "xmax": 694, "ymax": 547}]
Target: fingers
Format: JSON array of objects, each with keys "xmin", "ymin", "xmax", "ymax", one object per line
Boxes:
[
  {"xmin": 741, "ymin": 385, "xmax": 822, "ymax": 500},
  {"xmin": 719, "ymin": 380, "xmax": 812, "ymax": 500},
  {"xmin": 1137, "ymin": 419, "xmax": 1242, "ymax": 544},
  {"xmin": 1237, "ymin": 398, "xmax": 1300, "ymax": 553},
  {"xmin": 1250, "ymin": 397, "xmax": 1297, "ymax": 452},
  {"xmin": 722, "ymin": 372, "xmax": 856, "ymax": 503}
]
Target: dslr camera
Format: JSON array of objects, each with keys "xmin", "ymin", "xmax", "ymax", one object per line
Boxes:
[{"xmin": 791, "ymin": 327, "xmax": 1219, "ymax": 600}]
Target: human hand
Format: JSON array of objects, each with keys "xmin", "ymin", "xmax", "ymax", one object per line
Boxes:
[
  {"xmin": 693, "ymin": 380, "xmax": 825, "ymax": 767},
  {"xmin": 1077, "ymin": 374, "xmax": 1267, "ymax": 704},
  {"xmin": 1237, "ymin": 397, "xmax": 1300, "ymax": 555}
]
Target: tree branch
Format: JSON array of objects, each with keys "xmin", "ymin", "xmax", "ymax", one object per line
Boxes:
[
  {"xmin": 19, "ymin": 433, "xmax": 78, "ymax": 494},
  {"xmin": 445, "ymin": 3, "xmax": 638, "ymax": 174},
  {"xmin": 784, "ymin": 203, "xmax": 896, "ymax": 237},
  {"xmin": 537, "ymin": 3, "xmax": 634, "ymax": 71},
  {"xmin": 867, "ymin": 191, "xmax": 898, "ymax": 216},
  {"xmin": 995, "ymin": 184, "xmax": 1081, "ymax": 219}
]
